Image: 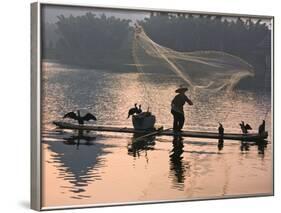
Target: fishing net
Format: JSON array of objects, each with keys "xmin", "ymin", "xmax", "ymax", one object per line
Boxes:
[
  {"xmin": 132, "ymin": 24, "xmax": 254, "ymax": 93},
  {"xmin": 131, "ymin": 24, "xmax": 256, "ymax": 124}
]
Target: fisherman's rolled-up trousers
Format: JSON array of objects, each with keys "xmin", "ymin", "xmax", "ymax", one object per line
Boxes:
[{"xmin": 171, "ymin": 110, "xmax": 185, "ymax": 131}]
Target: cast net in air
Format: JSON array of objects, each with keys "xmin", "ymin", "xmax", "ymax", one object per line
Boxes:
[
  {"xmin": 131, "ymin": 24, "xmax": 255, "ymax": 123},
  {"xmin": 132, "ymin": 24, "xmax": 254, "ymax": 93}
]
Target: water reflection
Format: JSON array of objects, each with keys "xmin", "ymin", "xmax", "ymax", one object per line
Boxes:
[
  {"xmin": 63, "ymin": 130, "xmax": 96, "ymax": 149},
  {"xmin": 218, "ymin": 138, "xmax": 224, "ymax": 151},
  {"xmin": 240, "ymin": 141, "xmax": 250, "ymax": 152},
  {"xmin": 239, "ymin": 139, "xmax": 268, "ymax": 155},
  {"xmin": 169, "ymin": 136, "xmax": 189, "ymax": 191},
  {"xmin": 127, "ymin": 133, "xmax": 156, "ymax": 158},
  {"xmin": 43, "ymin": 130, "xmax": 113, "ymax": 199},
  {"xmin": 257, "ymin": 140, "xmax": 268, "ymax": 155},
  {"xmin": 41, "ymin": 62, "xmax": 272, "ymax": 206}
]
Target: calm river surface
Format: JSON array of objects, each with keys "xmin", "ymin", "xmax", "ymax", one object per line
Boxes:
[{"xmin": 41, "ymin": 62, "xmax": 272, "ymax": 208}]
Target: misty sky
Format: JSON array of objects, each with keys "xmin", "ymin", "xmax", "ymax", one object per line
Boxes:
[{"xmin": 42, "ymin": 4, "xmax": 149, "ymax": 24}]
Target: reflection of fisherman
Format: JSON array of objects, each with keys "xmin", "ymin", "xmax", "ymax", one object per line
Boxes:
[
  {"xmin": 169, "ymin": 136, "xmax": 185, "ymax": 185},
  {"xmin": 171, "ymin": 86, "xmax": 193, "ymax": 132}
]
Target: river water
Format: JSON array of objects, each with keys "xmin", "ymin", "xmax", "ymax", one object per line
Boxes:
[{"xmin": 41, "ymin": 62, "xmax": 273, "ymax": 208}]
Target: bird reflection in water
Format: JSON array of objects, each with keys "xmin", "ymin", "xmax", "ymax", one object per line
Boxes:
[
  {"xmin": 240, "ymin": 141, "xmax": 250, "ymax": 152},
  {"xmin": 128, "ymin": 133, "xmax": 156, "ymax": 159},
  {"xmin": 217, "ymin": 123, "xmax": 224, "ymax": 151},
  {"xmin": 240, "ymin": 139, "xmax": 268, "ymax": 156},
  {"xmin": 169, "ymin": 135, "xmax": 188, "ymax": 191},
  {"xmin": 44, "ymin": 129, "xmax": 111, "ymax": 200},
  {"xmin": 63, "ymin": 130, "xmax": 95, "ymax": 149},
  {"xmin": 218, "ymin": 138, "xmax": 224, "ymax": 151},
  {"xmin": 257, "ymin": 140, "xmax": 268, "ymax": 155}
]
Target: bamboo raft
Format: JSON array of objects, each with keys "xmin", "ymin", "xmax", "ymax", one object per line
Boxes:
[{"xmin": 53, "ymin": 121, "xmax": 268, "ymax": 141}]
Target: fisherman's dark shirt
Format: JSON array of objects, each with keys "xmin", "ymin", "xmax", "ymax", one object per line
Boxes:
[{"xmin": 171, "ymin": 94, "xmax": 192, "ymax": 114}]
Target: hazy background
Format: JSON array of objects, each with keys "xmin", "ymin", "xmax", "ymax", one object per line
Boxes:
[
  {"xmin": 0, "ymin": 0, "xmax": 278, "ymax": 213},
  {"xmin": 41, "ymin": 4, "xmax": 272, "ymax": 92}
]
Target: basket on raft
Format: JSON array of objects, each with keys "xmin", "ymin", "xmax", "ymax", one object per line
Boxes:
[{"xmin": 132, "ymin": 112, "xmax": 156, "ymax": 130}]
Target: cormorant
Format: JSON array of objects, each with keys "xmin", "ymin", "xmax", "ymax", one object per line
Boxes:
[
  {"xmin": 127, "ymin": 103, "xmax": 138, "ymax": 119},
  {"xmin": 258, "ymin": 120, "xmax": 265, "ymax": 135},
  {"xmin": 63, "ymin": 110, "xmax": 97, "ymax": 125},
  {"xmin": 137, "ymin": 104, "xmax": 142, "ymax": 114},
  {"xmin": 218, "ymin": 123, "xmax": 224, "ymax": 136},
  {"xmin": 239, "ymin": 121, "xmax": 252, "ymax": 134}
]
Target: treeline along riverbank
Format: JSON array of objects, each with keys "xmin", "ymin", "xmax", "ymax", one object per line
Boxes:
[{"xmin": 42, "ymin": 12, "xmax": 271, "ymax": 91}]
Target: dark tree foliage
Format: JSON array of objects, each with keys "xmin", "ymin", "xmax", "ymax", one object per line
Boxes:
[
  {"xmin": 45, "ymin": 12, "xmax": 271, "ymax": 91},
  {"xmin": 140, "ymin": 14, "xmax": 270, "ymax": 55},
  {"xmin": 54, "ymin": 13, "xmax": 132, "ymax": 69}
]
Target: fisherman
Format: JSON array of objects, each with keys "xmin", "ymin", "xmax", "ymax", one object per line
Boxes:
[{"xmin": 171, "ymin": 86, "xmax": 193, "ymax": 132}]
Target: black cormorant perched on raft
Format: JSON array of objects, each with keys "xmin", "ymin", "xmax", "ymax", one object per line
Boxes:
[
  {"xmin": 239, "ymin": 121, "xmax": 252, "ymax": 134},
  {"xmin": 127, "ymin": 103, "xmax": 142, "ymax": 118},
  {"xmin": 258, "ymin": 120, "xmax": 265, "ymax": 135},
  {"xmin": 63, "ymin": 110, "xmax": 97, "ymax": 125},
  {"xmin": 218, "ymin": 123, "xmax": 224, "ymax": 136},
  {"xmin": 137, "ymin": 104, "xmax": 142, "ymax": 114}
]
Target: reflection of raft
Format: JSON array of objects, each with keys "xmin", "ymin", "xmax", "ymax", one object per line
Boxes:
[
  {"xmin": 132, "ymin": 112, "xmax": 156, "ymax": 130},
  {"xmin": 53, "ymin": 121, "xmax": 268, "ymax": 141}
]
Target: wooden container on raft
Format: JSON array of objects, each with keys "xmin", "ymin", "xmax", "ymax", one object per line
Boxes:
[{"xmin": 132, "ymin": 113, "xmax": 156, "ymax": 130}]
